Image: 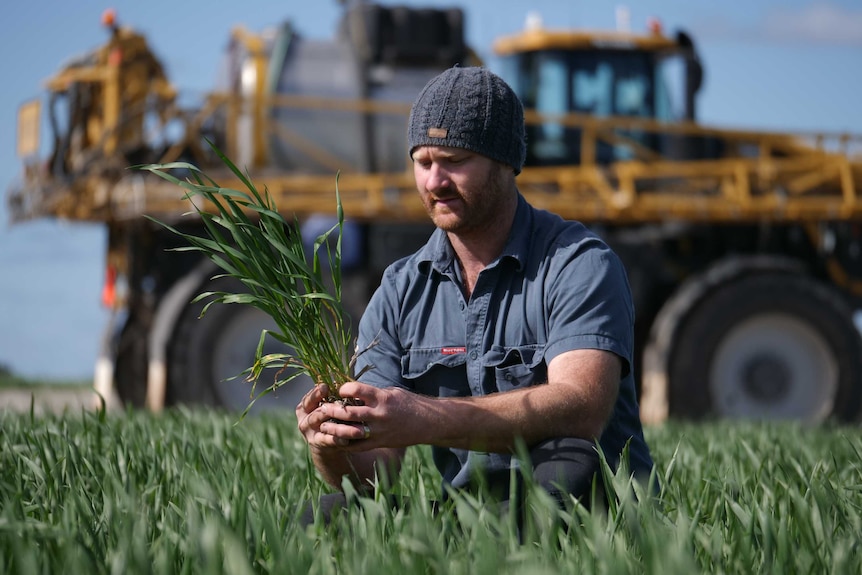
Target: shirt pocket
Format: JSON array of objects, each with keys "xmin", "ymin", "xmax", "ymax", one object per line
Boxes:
[
  {"xmin": 401, "ymin": 348, "xmax": 469, "ymax": 397},
  {"xmin": 484, "ymin": 344, "xmax": 546, "ymax": 392}
]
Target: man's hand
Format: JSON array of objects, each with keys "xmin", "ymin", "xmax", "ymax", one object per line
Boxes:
[
  {"xmin": 296, "ymin": 382, "xmax": 417, "ymax": 452},
  {"xmin": 295, "ymin": 382, "xmax": 408, "ymax": 490},
  {"xmin": 296, "ymin": 383, "xmax": 354, "ymax": 449}
]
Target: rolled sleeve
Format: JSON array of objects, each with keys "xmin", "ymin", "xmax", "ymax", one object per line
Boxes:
[{"xmin": 544, "ymin": 243, "xmax": 635, "ymax": 377}]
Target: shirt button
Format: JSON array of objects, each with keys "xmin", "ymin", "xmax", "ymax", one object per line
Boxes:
[
  {"xmin": 459, "ymin": 301, "xmax": 466, "ymax": 311},
  {"xmin": 505, "ymin": 373, "xmax": 513, "ymax": 381},
  {"xmin": 470, "ymin": 351, "xmax": 478, "ymax": 360}
]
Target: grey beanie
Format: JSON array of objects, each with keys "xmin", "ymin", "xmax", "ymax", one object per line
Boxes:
[{"xmin": 408, "ymin": 66, "xmax": 526, "ymax": 174}]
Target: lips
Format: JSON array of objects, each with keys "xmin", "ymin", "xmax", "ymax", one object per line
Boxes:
[{"xmin": 433, "ymin": 195, "xmax": 460, "ymax": 209}]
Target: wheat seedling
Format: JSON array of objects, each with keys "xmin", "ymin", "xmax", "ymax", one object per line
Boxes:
[{"xmin": 140, "ymin": 147, "xmax": 362, "ymax": 417}]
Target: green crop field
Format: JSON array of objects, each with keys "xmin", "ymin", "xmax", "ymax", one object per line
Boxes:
[{"xmin": 1, "ymin": 406, "xmax": 861, "ymax": 574}]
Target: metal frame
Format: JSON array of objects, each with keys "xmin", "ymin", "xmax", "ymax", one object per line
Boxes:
[{"xmin": 11, "ymin": 26, "xmax": 862, "ymax": 226}]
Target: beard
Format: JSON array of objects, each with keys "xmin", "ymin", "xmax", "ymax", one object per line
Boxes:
[{"xmin": 422, "ymin": 163, "xmax": 515, "ymax": 236}]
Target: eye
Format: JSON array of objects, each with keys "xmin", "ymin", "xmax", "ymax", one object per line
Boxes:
[{"xmin": 447, "ymin": 153, "xmax": 474, "ymax": 166}]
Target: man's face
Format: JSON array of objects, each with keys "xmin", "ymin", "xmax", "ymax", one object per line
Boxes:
[{"xmin": 412, "ymin": 145, "xmax": 512, "ymax": 235}]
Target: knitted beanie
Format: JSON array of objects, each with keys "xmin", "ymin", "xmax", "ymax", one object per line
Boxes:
[{"xmin": 408, "ymin": 66, "xmax": 526, "ymax": 174}]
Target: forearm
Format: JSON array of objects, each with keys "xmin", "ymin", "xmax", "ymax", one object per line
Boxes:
[
  {"xmin": 414, "ymin": 384, "xmax": 604, "ymax": 453},
  {"xmin": 310, "ymin": 351, "xmax": 619, "ymax": 462},
  {"xmin": 410, "ymin": 350, "xmax": 620, "ymax": 453},
  {"xmin": 311, "ymin": 446, "xmax": 405, "ymax": 491}
]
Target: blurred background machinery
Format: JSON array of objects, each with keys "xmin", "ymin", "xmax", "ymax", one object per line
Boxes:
[{"xmin": 9, "ymin": 2, "xmax": 862, "ymax": 423}]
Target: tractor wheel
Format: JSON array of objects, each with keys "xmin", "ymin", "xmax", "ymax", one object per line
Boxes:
[
  {"xmin": 113, "ymin": 313, "xmax": 149, "ymax": 408},
  {"xmin": 166, "ymin": 276, "xmax": 313, "ymax": 413},
  {"xmin": 641, "ymin": 257, "xmax": 862, "ymax": 423},
  {"xmin": 665, "ymin": 270, "xmax": 862, "ymax": 422}
]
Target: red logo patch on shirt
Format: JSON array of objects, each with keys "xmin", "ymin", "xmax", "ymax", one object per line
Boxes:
[{"xmin": 441, "ymin": 347, "xmax": 466, "ymax": 355}]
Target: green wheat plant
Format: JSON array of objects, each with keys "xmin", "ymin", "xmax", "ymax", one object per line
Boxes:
[
  {"xmin": 3, "ymin": 411, "xmax": 862, "ymax": 574},
  {"xmin": 140, "ymin": 146, "xmax": 359, "ymax": 415}
]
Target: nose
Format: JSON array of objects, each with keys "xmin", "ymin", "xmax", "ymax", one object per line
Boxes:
[{"xmin": 423, "ymin": 162, "xmax": 452, "ymax": 194}]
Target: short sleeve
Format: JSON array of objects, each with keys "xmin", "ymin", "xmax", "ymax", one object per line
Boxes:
[{"xmin": 543, "ymin": 241, "xmax": 635, "ymax": 376}]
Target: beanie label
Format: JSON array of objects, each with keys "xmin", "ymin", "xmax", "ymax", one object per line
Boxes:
[{"xmin": 428, "ymin": 128, "xmax": 448, "ymax": 138}]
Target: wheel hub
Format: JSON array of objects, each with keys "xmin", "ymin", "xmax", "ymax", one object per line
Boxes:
[
  {"xmin": 710, "ymin": 313, "xmax": 838, "ymax": 421},
  {"xmin": 741, "ymin": 354, "xmax": 791, "ymax": 402}
]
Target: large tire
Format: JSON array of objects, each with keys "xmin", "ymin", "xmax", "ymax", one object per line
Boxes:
[
  {"xmin": 113, "ymin": 313, "xmax": 149, "ymax": 408},
  {"xmin": 166, "ymin": 276, "xmax": 313, "ymax": 412},
  {"xmin": 646, "ymin": 259, "xmax": 862, "ymax": 423}
]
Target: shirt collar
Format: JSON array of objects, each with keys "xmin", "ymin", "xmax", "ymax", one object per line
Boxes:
[
  {"xmin": 416, "ymin": 192, "xmax": 532, "ymax": 275},
  {"xmin": 499, "ymin": 193, "xmax": 531, "ymax": 272}
]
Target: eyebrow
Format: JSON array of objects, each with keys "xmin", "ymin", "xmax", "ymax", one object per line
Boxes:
[{"xmin": 415, "ymin": 149, "xmax": 470, "ymax": 161}]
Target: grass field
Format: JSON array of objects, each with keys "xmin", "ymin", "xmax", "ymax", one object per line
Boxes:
[{"xmin": 2, "ymin": 406, "xmax": 861, "ymax": 574}]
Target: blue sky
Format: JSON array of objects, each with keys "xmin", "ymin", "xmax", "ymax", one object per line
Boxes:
[{"xmin": 1, "ymin": 0, "xmax": 861, "ymax": 379}]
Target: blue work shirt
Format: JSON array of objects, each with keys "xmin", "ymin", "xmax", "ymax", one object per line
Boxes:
[{"xmin": 354, "ymin": 193, "xmax": 654, "ymax": 489}]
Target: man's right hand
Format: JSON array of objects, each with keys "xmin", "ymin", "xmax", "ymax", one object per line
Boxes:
[
  {"xmin": 295, "ymin": 382, "xmax": 406, "ymax": 490},
  {"xmin": 296, "ymin": 383, "xmax": 370, "ymax": 450}
]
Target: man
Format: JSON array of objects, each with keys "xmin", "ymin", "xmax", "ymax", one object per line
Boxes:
[{"xmin": 296, "ymin": 66, "xmax": 654, "ymax": 522}]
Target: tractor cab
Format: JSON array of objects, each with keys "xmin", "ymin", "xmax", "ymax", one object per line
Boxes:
[{"xmin": 494, "ymin": 15, "xmax": 708, "ymax": 166}]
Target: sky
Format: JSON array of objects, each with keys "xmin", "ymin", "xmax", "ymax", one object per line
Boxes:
[{"xmin": 1, "ymin": 0, "xmax": 861, "ymax": 380}]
